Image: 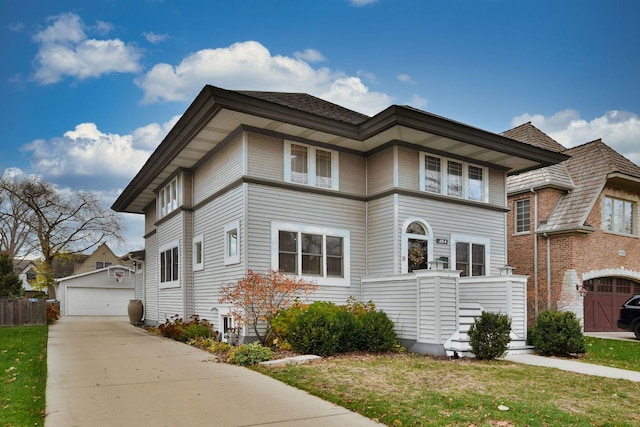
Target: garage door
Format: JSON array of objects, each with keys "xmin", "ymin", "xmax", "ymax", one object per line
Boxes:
[
  {"xmin": 583, "ymin": 277, "xmax": 640, "ymax": 331},
  {"xmin": 67, "ymin": 287, "xmax": 134, "ymax": 316}
]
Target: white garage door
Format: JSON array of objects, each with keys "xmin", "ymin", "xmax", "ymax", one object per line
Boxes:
[{"xmin": 67, "ymin": 287, "xmax": 134, "ymax": 315}]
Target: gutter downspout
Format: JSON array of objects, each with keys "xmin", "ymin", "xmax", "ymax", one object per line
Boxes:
[
  {"xmin": 532, "ymin": 189, "xmax": 539, "ymax": 318},
  {"xmin": 544, "ymin": 232, "xmax": 551, "ymax": 310},
  {"xmin": 128, "ymin": 254, "xmax": 145, "ymax": 322}
]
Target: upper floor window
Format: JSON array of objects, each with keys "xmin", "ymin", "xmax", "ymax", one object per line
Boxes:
[
  {"xmin": 159, "ymin": 240, "xmax": 180, "ymax": 288},
  {"xmin": 284, "ymin": 141, "xmax": 339, "ymax": 190},
  {"xmin": 604, "ymin": 196, "xmax": 634, "ymax": 235},
  {"xmin": 515, "ymin": 199, "xmax": 531, "ymax": 233},
  {"xmin": 271, "ymin": 222, "xmax": 350, "ymax": 286},
  {"xmin": 158, "ymin": 176, "xmax": 181, "ymax": 218},
  {"xmin": 193, "ymin": 234, "xmax": 204, "ymax": 271},
  {"xmin": 96, "ymin": 261, "xmax": 112, "ymax": 270},
  {"xmin": 224, "ymin": 220, "xmax": 240, "ymax": 266},
  {"xmin": 420, "ymin": 153, "xmax": 488, "ymax": 202}
]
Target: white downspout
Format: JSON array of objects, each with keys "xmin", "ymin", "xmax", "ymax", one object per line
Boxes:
[
  {"xmin": 544, "ymin": 233, "xmax": 551, "ymax": 310},
  {"xmin": 532, "ymin": 189, "xmax": 539, "ymax": 318}
]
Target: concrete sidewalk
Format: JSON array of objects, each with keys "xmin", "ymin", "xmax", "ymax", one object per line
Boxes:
[{"xmin": 45, "ymin": 316, "xmax": 379, "ymax": 427}]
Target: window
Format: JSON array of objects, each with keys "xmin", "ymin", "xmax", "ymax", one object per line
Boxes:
[
  {"xmin": 159, "ymin": 241, "xmax": 180, "ymax": 288},
  {"xmin": 515, "ymin": 199, "xmax": 531, "ymax": 233},
  {"xmin": 451, "ymin": 234, "xmax": 489, "ymax": 277},
  {"xmin": 193, "ymin": 234, "xmax": 204, "ymax": 271},
  {"xmin": 271, "ymin": 222, "xmax": 350, "ymax": 286},
  {"xmin": 158, "ymin": 176, "xmax": 180, "ymax": 218},
  {"xmin": 420, "ymin": 153, "xmax": 488, "ymax": 202},
  {"xmin": 96, "ymin": 261, "xmax": 112, "ymax": 270},
  {"xmin": 224, "ymin": 221, "xmax": 240, "ymax": 266},
  {"xmin": 604, "ymin": 196, "xmax": 634, "ymax": 235},
  {"xmin": 284, "ymin": 141, "xmax": 339, "ymax": 190}
]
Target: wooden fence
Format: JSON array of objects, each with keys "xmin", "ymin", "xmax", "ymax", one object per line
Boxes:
[{"xmin": 0, "ymin": 298, "xmax": 48, "ymax": 326}]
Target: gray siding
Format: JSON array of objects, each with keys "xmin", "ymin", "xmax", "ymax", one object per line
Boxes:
[
  {"xmin": 143, "ymin": 232, "xmax": 158, "ymax": 323},
  {"xmin": 191, "ymin": 185, "xmax": 245, "ymax": 328},
  {"xmin": 488, "ymin": 168, "xmax": 506, "ymax": 206},
  {"xmin": 397, "ymin": 146, "xmax": 419, "ymax": 191},
  {"xmin": 246, "ymin": 133, "xmax": 283, "ymax": 181},
  {"xmin": 362, "ymin": 276, "xmax": 417, "ymax": 340},
  {"xmin": 145, "ymin": 204, "xmax": 156, "ymax": 235},
  {"xmin": 338, "ymin": 152, "xmax": 366, "ymax": 196},
  {"xmin": 193, "ymin": 135, "xmax": 244, "ymax": 204},
  {"xmin": 246, "ymin": 183, "xmax": 366, "ymax": 304},
  {"xmin": 366, "ymin": 196, "xmax": 395, "ymax": 275},
  {"xmin": 416, "ymin": 272, "xmax": 458, "ymax": 344},
  {"xmin": 156, "ymin": 213, "xmax": 185, "ymax": 321},
  {"xmin": 367, "ymin": 148, "xmax": 394, "ymax": 195}
]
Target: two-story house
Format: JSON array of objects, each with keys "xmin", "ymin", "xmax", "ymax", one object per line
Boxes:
[
  {"xmin": 112, "ymin": 86, "xmax": 567, "ymax": 355},
  {"xmin": 505, "ymin": 122, "xmax": 640, "ymax": 331}
]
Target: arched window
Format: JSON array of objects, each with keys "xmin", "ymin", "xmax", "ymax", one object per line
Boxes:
[{"xmin": 401, "ymin": 219, "xmax": 432, "ymax": 273}]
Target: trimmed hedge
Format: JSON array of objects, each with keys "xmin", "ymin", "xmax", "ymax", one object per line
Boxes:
[{"xmin": 529, "ymin": 310, "xmax": 585, "ymax": 356}]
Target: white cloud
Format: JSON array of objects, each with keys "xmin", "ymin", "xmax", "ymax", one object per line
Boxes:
[
  {"xmin": 143, "ymin": 32, "xmax": 169, "ymax": 44},
  {"xmin": 20, "ymin": 117, "xmax": 176, "ymax": 191},
  {"xmin": 32, "ymin": 12, "xmax": 141, "ymax": 84},
  {"xmin": 397, "ymin": 74, "xmax": 415, "ymax": 84},
  {"xmin": 7, "ymin": 22, "xmax": 25, "ymax": 32},
  {"xmin": 293, "ymin": 48, "xmax": 326, "ymax": 63},
  {"xmin": 511, "ymin": 109, "xmax": 640, "ymax": 165},
  {"xmin": 408, "ymin": 94, "xmax": 428, "ymax": 109},
  {"xmin": 349, "ymin": 0, "xmax": 378, "ymax": 6},
  {"xmin": 135, "ymin": 40, "xmax": 393, "ymax": 115}
]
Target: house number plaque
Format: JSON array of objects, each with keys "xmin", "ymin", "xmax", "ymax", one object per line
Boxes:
[{"xmin": 435, "ymin": 238, "xmax": 449, "ymax": 244}]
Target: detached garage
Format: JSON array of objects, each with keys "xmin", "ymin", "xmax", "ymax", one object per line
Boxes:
[{"xmin": 55, "ymin": 265, "xmax": 135, "ymax": 316}]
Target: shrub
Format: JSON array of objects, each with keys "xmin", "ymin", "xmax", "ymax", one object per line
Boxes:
[
  {"xmin": 46, "ymin": 302, "xmax": 60, "ymax": 323},
  {"xmin": 468, "ymin": 311, "xmax": 512, "ymax": 360},
  {"xmin": 159, "ymin": 315, "xmax": 214, "ymax": 342},
  {"xmin": 333, "ymin": 309, "xmax": 361, "ymax": 352},
  {"xmin": 359, "ymin": 310, "xmax": 397, "ymax": 352},
  {"xmin": 227, "ymin": 342, "xmax": 273, "ymax": 366},
  {"xmin": 270, "ymin": 301, "xmax": 308, "ymax": 349},
  {"xmin": 289, "ymin": 301, "xmax": 342, "ymax": 356},
  {"xmin": 343, "ymin": 296, "xmax": 376, "ymax": 318},
  {"xmin": 529, "ymin": 310, "xmax": 585, "ymax": 356}
]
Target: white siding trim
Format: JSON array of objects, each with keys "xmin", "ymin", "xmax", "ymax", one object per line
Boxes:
[
  {"xmin": 450, "ymin": 233, "xmax": 491, "ymax": 276},
  {"xmin": 224, "ymin": 220, "xmax": 241, "ymax": 266},
  {"xmin": 193, "ymin": 234, "xmax": 204, "ymax": 271},
  {"xmin": 159, "ymin": 239, "xmax": 180, "ymax": 289}
]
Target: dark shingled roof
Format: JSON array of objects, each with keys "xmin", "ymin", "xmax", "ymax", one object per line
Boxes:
[
  {"xmin": 502, "ymin": 122, "xmax": 567, "ymax": 153},
  {"xmin": 237, "ymin": 91, "xmax": 370, "ymax": 126}
]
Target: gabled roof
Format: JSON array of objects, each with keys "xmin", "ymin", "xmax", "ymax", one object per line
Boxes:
[
  {"xmin": 507, "ymin": 125, "xmax": 640, "ymax": 234},
  {"xmin": 112, "ymin": 85, "xmax": 569, "ymax": 214},
  {"xmin": 503, "ymin": 122, "xmax": 567, "ymax": 153}
]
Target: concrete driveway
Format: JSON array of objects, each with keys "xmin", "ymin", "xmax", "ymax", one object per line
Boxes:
[{"xmin": 45, "ymin": 316, "xmax": 379, "ymax": 427}]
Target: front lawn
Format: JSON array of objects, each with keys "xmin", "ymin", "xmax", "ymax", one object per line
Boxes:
[
  {"xmin": 257, "ymin": 352, "xmax": 640, "ymax": 426},
  {"xmin": 581, "ymin": 335, "xmax": 640, "ymax": 372},
  {"xmin": 0, "ymin": 325, "xmax": 48, "ymax": 426}
]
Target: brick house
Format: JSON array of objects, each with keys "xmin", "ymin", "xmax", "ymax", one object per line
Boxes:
[{"xmin": 505, "ymin": 122, "xmax": 640, "ymax": 331}]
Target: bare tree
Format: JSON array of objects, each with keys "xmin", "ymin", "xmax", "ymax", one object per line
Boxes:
[
  {"xmin": 0, "ymin": 175, "xmax": 124, "ymax": 296},
  {"xmin": 0, "ymin": 176, "xmax": 38, "ymax": 262}
]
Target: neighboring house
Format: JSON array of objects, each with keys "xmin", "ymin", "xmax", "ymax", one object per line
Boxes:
[
  {"xmin": 505, "ymin": 122, "xmax": 640, "ymax": 331},
  {"xmin": 14, "ymin": 259, "xmax": 39, "ymax": 294},
  {"xmin": 54, "ymin": 264, "xmax": 135, "ymax": 316},
  {"xmin": 73, "ymin": 242, "xmax": 133, "ymax": 275},
  {"xmin": 112, "ymin": 85, "xmax": 567, "ymax": 355}
]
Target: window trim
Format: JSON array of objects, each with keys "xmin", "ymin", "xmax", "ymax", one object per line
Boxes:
[
  {"xmin": 157, "ymin": 175, "xmax": 181, "ymax": 219},
  {"xmin": 419, "ymin": 152, "xmax": 488, "ymax": 202},
  {"xmin": 515, "ymin": 198, "xmax": 531, "ymax": 234},
  {"xmin": 603, "ymin": 195, "xmax": 635, "ymax": 236},
  {"xmin": 270, "ymin": 221, "xmax": 350, "ymax": 287},
  {"xmin": 284, "ymin": 141, "xmax": 340, "ymax": 190},
  {"xmin": 450, "ymin": 234, "xmax": 490, "ymax": 277},
  {"xmin": 193, "ymin": 234, "xmax": 204, "ymax": 271},
  {"xmin": 159, "ymin": 239, "xmax": 180, "ymax": 289},
  {"xmin": 224, "ymin": 220, "xmax": 241, "ymax": 266}
]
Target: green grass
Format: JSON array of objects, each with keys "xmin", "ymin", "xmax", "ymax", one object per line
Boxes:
[
  {"xmin": 257, "ymin": 351, "xmax": 640, "ymax": 427},
  {"xmin": 0, "ymin": 325, "xmax": 48, "ymax": 426},
  {"xmin": 581, "ymin": 336, "xmax": 640, "ymax": 372}
]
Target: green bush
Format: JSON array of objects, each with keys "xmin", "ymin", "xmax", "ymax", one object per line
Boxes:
[
  {"xmin": 333, "ymin": 309, "xmax": 361, "ymax": 352},
  {"xmin": 359, "ymin": 310, "xmax": 397, "ymax": 352},
  {"xmin": 468, "ymin": 311, "xmax": 512, "ymax": 360},
  {"xmin": 289, "ymin": 301, "xmax": 342, "ymax": 356},
  {"xmin": 529, "ymin": 310, "xmax": 585, "ymax": 356},
  {"xmin": 227, "ymin": 342, "xmax": 273, "ymax": 366},
  {"xmin": 270, "ymin": 302, "xmax": 308, "ymax": 349}
]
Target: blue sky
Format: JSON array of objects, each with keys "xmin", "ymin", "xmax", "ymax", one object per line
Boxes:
[{"xmin": 1, "ymin": 0, "xmax": 639, "ymax": 253}]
